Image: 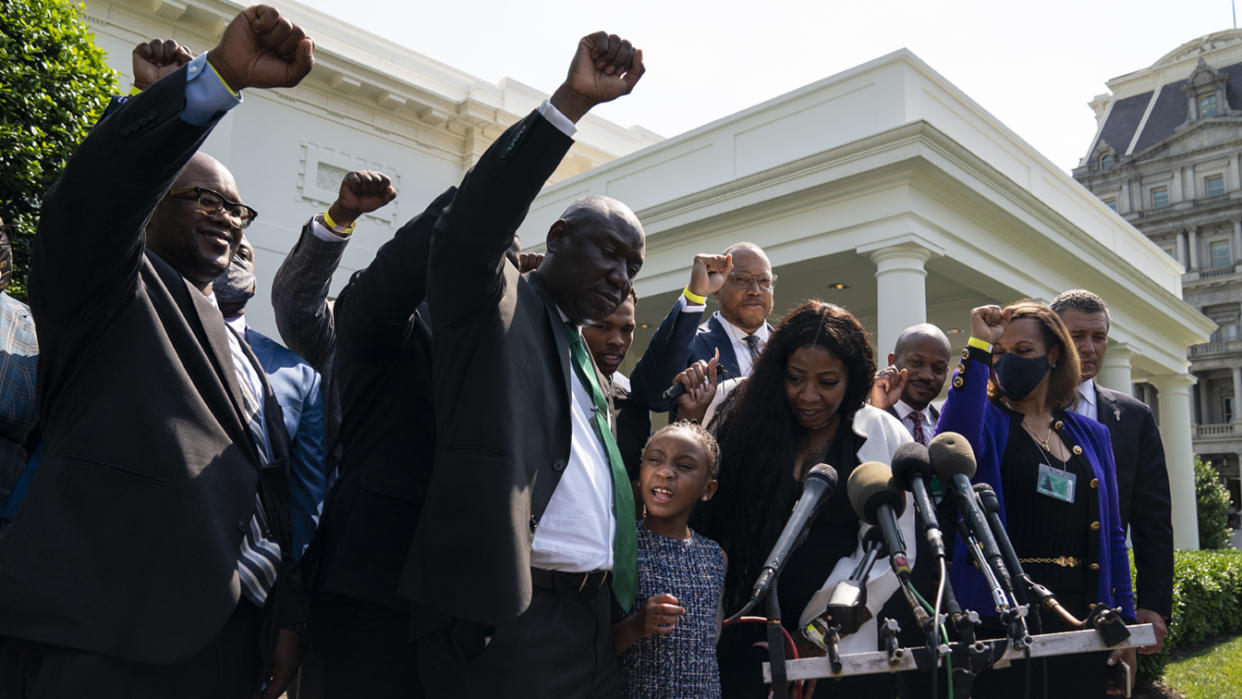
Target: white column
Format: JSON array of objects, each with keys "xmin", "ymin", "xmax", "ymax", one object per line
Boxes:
[
  {"xmin": 1177, "ymin": 230, "xmax": 1188, "ymax": 266},
  {"xmin": 1233, "ymin": 367, "xmax": 1242, "ymax": 423},
  {"xmin": 1197, "ymin": 378, "xmax": 1212, "ymax": 424},
  {"xmin": 867, "ymin": 243, "xmax": 933, "ymax": 364},
  {"xmin": 1188, "ymin": 227, "xmax": 1200, "ymax": 271},
  {"xmin": 1096, "ymin": 343, "xmax": 1134, "ymax": 396},
  {"xmin": 1234, "ymin": 218, "xmax": 1242, "ymax": 262},
  {"xmin": 1149, "ymin": 373, "xmax": 1201, "ymax": 549}
]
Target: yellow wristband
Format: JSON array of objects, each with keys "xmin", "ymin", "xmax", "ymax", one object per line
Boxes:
[
  {"xmin": 967, "ymin": 336, "xmax": 993, "ymax": 353},
  {"xmin": 322, "ymin": 210, "xmax": 356, "ymax": 236},
  {"xmin": 206, "ymin": 60, "xmax": 239, "ymax": 98},
  {"xmin": 683, "ymin": 287, "xmax": 707, "ymax": 305}
]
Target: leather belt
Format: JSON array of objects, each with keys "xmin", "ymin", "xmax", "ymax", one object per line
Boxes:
[
  {"xmin": 530, "ymin": 567, "xmax": 611, "ymax": 594},
  {"xmin": 1019, "ymin": 556, "xmax": 1082, "ymax": 568}
]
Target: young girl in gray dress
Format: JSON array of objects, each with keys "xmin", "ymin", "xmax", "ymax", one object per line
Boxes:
[{"xmin": 613, "ymin": 421, "xmax": 726, "ymax": 698}]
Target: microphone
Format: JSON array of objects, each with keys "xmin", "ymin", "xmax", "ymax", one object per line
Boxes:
[
  {"xmin": 661, "ymin": 365, "xmax": 732, "ymax": 401},
  {"xmin": 846, "ymin": 461, "xmax": 911, "ymax": 578},
  {"xmin": 928, "ymin": 432, "xmax": 1013, "ymax": 596},
  {"xmin": 890, "ymin": 442, "xmax": 945, "ymax": 559},
  {"xmin": 746, "ymin": 463, "xmax": 839, "ymax": 606}
]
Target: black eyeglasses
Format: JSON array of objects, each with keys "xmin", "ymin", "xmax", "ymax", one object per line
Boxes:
[
  {"xmin": 167, "ymin": 186, "xmax": 258, "ymax": 228},
  {"xmin": 727, "ymin": 273, "xmax": 777, "ymax": 291}
]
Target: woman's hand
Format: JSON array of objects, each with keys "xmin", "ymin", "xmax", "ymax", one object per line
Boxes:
[
  {"xmin": 674, "ymin": 350, "xmax": 719, "ymax": 423},
  {"xmin": 970, "ymin": 305, "xmax": 1005, "ymax": 344}
]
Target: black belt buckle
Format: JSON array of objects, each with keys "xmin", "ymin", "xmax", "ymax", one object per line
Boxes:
[{"xmin": 532, "ymin": 568, "xmax": 609, "ymax": 594}]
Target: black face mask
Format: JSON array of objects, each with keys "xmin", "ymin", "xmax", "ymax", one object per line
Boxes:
[
  {"xmin": 993, "ymin": 353, "xmax": 1050, "ymax": 402},
  {"xmin": 0, "ymin": 228, "xmax": 11, "ymax": 292}
]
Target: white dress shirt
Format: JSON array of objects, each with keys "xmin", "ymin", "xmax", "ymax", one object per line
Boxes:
[
  {"xmin": 1073, "ymin": 379, "xmax": 1098, "ymax": 421},
  {"xmin": 529, "ymin": 313, "xmax": 616, "ymax": 573},
  {"xmin": 892, "ymin": 400, "xmax": 935, "ymax": 445},
  {"xmin": 714, "ymin": 311, "xmax": 770, "ymax": 377}
]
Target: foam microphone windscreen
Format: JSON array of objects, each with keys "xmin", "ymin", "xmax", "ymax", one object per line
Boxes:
[
  {"xmin": 928, "ymin": 431, "xmax": 977, "ymax": 480},
  {"xmin": 806, "ymin": 462, "xmax": 839, "ymax": 490},
  {"xmin": 890, "ymin": 442, "xmax": 932, "ymax": 489},
  {"xmin": 846, "ymin": 461, "xmax": 906, "ymax": 525},
  {"xmin": 973, "ymin": 482, "xmax": 1001, "ymax": 515}
]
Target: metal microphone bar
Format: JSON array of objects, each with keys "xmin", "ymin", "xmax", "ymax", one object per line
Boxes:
[{"xmin": 763, "ymin": 623, "xmax": 1157, "ymax": 682}]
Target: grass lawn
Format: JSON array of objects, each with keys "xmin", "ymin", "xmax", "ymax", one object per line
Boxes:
[{"xmin": 1163, "ymin": 633, "xmax": 1242, "ymax": 698}]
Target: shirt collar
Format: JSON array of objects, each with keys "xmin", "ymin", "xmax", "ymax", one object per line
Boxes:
[
  {"xmin": 714, "ymin": 310, "xmax": 769, "ymax": 344},
  {"xmin": 1077, "ymin": 379, "xmax": 1097, "ymax": 407},
  {"xmin": 893, "ymin": 399, "xmax": 932, "ymax": 423},
  {"xmin": 223, "ymin": 314, "xmax": 247, "ymax": 337}
]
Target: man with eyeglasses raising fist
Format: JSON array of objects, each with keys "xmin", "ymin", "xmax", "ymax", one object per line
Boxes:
[
  {"xmin": 0, "ymin": 6, "xmax": 314, "ymax": 698},
  {"xmin": 687, "ymin": 242, "xmax": 776, "ymax": 379}
]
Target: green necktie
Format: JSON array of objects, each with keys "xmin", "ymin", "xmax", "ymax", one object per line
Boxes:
[{"xmin": 564, "ymin": 322, "xmax": 637, "ymax": 611}]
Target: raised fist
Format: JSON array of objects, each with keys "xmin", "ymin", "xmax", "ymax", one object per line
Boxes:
[
  {"xmin": 970, "ymin": 305, "xmax": 1005, "ymax": 344},
  {"xmin": 206, "ymin": 5, "xmax": 314, "ymax": 92},
  {"xmin": 870, "ymin": 366, "xmax": 908, "ymax": 411},
  {"xmin": 132, "ymin": 39, "xmax": 194, "ymax": 90},
  {"xmin": 550, "ymin": 32, "xmax": 645, "ymax": 123},
  {"xmin": 328, "ymin": 170, "xmax": 397, "ymax": 226},
  {"xmin": 687, "ymin": 253, "xmax": 732, "ymax": 298},
  {"xmin": 517, "ymin": 252, "xmax": 544, "ymax": 274}
]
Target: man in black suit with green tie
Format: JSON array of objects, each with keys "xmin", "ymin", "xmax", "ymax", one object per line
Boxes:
[{"xmin": 406, "ymin": 32, "xmax": 646, "ymax": 698}]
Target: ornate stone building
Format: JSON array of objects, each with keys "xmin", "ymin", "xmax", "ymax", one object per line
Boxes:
[{"xmin": 1074, "ymin": 31, "xmax": 1242, "ymax": 508}]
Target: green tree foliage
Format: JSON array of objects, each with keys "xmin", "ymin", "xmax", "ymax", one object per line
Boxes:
[
  {"xmin": 0, "ymin": 0, "xmax": 117, "ymax": 301},
  {"xmin": 1195, "ymin": 456, "xmax": 1233, "ymax": 550}
]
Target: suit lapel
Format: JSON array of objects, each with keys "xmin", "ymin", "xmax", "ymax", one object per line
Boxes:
[
  {"xmin": 708, "ymin": 316, "xmax": 741, "ymax": 378},
  {"xmin": 528, "ymin": 271, "xmax": 573, "ymax": 403},
  {"xmin": 1096, "ymin": 385, "xmax": 1123, "ymax": 436}
]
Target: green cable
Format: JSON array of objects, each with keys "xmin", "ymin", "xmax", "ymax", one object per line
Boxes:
[{"xmin": 906, "ymin": 581, "xmax": 955, "ymax": 699}]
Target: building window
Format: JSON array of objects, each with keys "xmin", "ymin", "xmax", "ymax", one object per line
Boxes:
[
  {"xmin": 1099, "ymin": 153, "xmax": 1114, "ymax": 170},
  {"xmin": 1103, "ymin": 198, "xmax": 1117, "ymax": 211},
  {"xmin": 1225, "ymin": 396, "xmax": 1235, "ymax": 423},
  {"xmin": 1212, "ymin": 321, "xmax": 1240, "ymax": 342},
  {"xmin": 1150, "ymin": 186, "xmax": 1170, "ymax": 208},
  {"xmin": 1211, "ymin": 240, "xmax": 1232, "ymax": 268},
  {"xmin": 1200, "ymin": 93, "xmax": 1219, "ymax": 118},
  {"xmin": 1205, "ymin": 174, "xmax": 1226, "ymax": 197}
]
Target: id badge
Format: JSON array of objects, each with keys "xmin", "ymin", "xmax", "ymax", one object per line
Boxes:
[{"xmin": 1036, "ymin": 463, "xmax": 1076, "ymax": 503}]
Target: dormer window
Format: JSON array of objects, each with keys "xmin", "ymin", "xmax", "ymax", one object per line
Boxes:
[
  {"xmin": 1200, "ymin": 93, "xmax": 1219, "ymax": 118},
  {"xmin": 1100, "ymin": 153, "xmax": 1114, "ymax": 170},
  {"xmin": 1182, "ymin": 58, "xmax": 1231, "ymax": 122}
]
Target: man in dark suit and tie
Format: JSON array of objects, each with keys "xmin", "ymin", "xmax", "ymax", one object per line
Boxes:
[
  {"xmin": 871, "ymin": 323, "xmax": 951, "ymax": 445},
  {"xmin": 587, "ymin": 252, "xmax": 733, "ymax": 475},
  {"xmin": 405, "ymin": 32, "xmax": 645, "ymax": 698},
  {"xmin": 215, "ymin": 236, "xmax": 327, "ymax": 560},
  {"xmin": 0, "ymin": 7, "xmax": 314, "ymax": 697},
  {"xmin": 687, "ymin": 242, "xmax": 775, "ymax": 379},
  {"xmin": 1053, "ymin": 289, "xmax": 1174, "ymax": 654}
]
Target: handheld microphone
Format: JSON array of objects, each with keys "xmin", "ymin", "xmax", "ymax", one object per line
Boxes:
[
  {"xmin": 928, "ymin": 432, "xmax": 1013, "ymax": 595},
  {"xmin": 661, "ymin": 366, "xmax": 732, "ymax": 401},
  {"xmin": 746, "ymin": 463, "xmax": 839, "ymax": 605},
  {"xmin": 846, "ymin": 461, "xmax": 910, "ymax": 579},
  {"xmin": 890, "ymin": 442, "xmax": 945, "ymax": 559}
]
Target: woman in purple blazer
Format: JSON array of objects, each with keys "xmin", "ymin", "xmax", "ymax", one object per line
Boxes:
[{"xmin": 937, "ymin": 303, "xmax": 1135, "ymax": 697}]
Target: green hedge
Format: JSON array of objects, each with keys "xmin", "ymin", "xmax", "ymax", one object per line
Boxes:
[{"xmin": 1136, "ymin": 548, "xmax": 1242, "ymax": 686}]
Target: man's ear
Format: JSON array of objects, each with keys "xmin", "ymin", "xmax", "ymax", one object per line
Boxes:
[
  {"xmin": 545, "ymin": 219, "xmax": 567, "ymax": 254},
  {"xmin": 888, "ymin": 352, "xmax": 897, "ymax": 367}
]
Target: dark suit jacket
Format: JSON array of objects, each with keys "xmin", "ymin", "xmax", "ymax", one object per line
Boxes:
[
  {"xmin": 1095, "ymin": 384, "xmax": 1174, "ymax": 617},
  {"xmin": 247, "ymin": 326, "xmax": 326, "ymax": 559},
  {"xmin": 0, "ymin": 70, "xmax": 299, "ymax": 665},
  {"xmin": 688, "ymin": 314, "xmax": 774, "ymax": 380},
  {"xmin": 404, "ymin": 110, "xmax": 581, "ymax": 628},
  {"xmin": 628, "ymin": 295, "xmax": 707, "ymax": 415},
  {"xmin": 307, "ymin": 188, "xmax": 454, "ymax": 612}
]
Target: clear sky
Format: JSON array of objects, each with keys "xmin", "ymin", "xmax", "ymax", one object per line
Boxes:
[{"xmin": 297, "ymin": 0, "xmax": 1237, "ymax": 173}]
